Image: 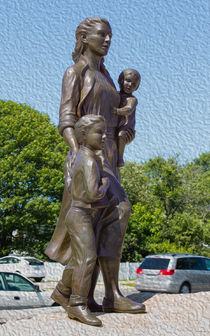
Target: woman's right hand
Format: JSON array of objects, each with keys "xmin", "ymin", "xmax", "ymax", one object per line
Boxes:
[{"xmin": 70, "ymin": 147, "xmax": 79, "ymax": 167}]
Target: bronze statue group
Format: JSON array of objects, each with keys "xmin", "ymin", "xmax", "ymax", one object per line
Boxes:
[{"xmin": 45, "ymin": 17, "xmax": 144, "ymax": 327}]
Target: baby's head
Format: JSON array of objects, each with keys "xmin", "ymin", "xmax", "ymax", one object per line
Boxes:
[
  {"xmin": 118, "ymin": 69, "xmax": 141, "ymax": 94},
  {"xmin": 75, "ymin": 114, "xmax": 106, "ymax": 151}
]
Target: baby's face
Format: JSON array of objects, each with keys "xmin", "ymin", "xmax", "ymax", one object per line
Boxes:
[{"xmin": 121, "ymin": 72, "xmax": 139, "ymax": 94}]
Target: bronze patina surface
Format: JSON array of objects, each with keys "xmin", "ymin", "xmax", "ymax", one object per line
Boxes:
[
  {"xmin": 114, "ymin": 68, "xmax": 141, "ymax": 167},
  {"xmin": 45, "ymin": 17, "xmax": 145, "ymax": 326}
]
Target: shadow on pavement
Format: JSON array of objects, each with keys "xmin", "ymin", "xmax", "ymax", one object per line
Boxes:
[{"xmin": 127, "ymin": 291, "xmax": 158, "ymax": 303}]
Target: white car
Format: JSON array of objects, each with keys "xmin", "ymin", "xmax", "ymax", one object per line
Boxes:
[
  {"xmin": 135, "ymin": 253, "xmax": 210, "ymax": 293},
  {"xmin": 0, "ymin": 255, "xmax": 45, "ymax": 282},
  {"xmin": 0, "ymin": 272, "xmax": 57, "ymax": 309}
]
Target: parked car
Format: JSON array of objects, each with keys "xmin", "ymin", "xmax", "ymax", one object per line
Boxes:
[
  {"xmin": 135, "ymin": 253, "xmax": 210, "ymax": 293},
  {"xmin": 0, "ymin": 255, "xmax": 45, "ymax": 282},
  {"xmin": 0, "ymin": 271, "xmax": 58, "ymax": 309}
]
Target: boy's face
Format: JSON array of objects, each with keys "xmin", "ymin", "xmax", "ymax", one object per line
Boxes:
[
  {"xmin": 121, "ymin": 71, "xmax": 139, "ymax": 94},
  {"xmin": 86, "ymin": 121, "xmax": 106, "ymax": 151}
]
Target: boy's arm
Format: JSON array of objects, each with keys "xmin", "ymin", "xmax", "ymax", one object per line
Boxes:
[
  {"xmin": 113, "ymin": 97, "xmax": 137, "ymax": 116},
  {"xmin": 84, "ymin": 159, "xmax": 109, "ymax": 202}
]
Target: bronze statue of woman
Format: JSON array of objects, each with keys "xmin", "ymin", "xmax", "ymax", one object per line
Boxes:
[{"xmin": 45, "ymin": 17, "xmax": 145, "ymax": 326}]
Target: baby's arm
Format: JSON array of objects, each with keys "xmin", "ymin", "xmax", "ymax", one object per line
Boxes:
[{"xmin": 114, "ymin": 97, "xmax": 137, "ymax": 116}]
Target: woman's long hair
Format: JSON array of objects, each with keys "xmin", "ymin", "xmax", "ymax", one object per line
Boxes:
[{"xmin": 72, "ymin": 17, "xmax": 110, "ymax": 63}]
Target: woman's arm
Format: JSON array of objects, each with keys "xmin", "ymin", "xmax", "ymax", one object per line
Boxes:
[
  {"xmin": 57, "ymin": 66, "xmax": 82, "ymax": 177},
  {"xmin": 58, "ymin": 66, "xmax": 81, "ymax": 163},
  {"xmin": 58, "ymin": 66, "xmax": 80, "ymax": 137},
  {"xmin": 63, "ymin": 127, "xmax": 79, "ymax": 159}
]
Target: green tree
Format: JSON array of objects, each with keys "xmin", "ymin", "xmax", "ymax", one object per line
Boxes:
[
  {"xmin": 120, "ymin": 161, "xmax": 153, "ymax": 206},
  {"xmin": 121, "ymin": 155, "xmax": 210, "ymax": 260},
  {"xmin": 194, "ymin": 152, "xmax": 210, "ymax": 172},
  {"xmin": 1, "ymin": 100, "xmax": 209, "ymax": 261},
  {"xmin": 122, "ymin": 202, "xmax": 165, "ymax": 261},
  {"xmin": 144, "ymin": 156, "xmax": 187, "ymax": 220},
  {"xmin": 183, "ymin": 154, "xmax": 210, "ymax": 254},
  {"xmin": 0, "ymin": 100, "xmax": 68, "ymax": 258}
]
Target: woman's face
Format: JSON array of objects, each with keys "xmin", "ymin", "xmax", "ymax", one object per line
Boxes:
[{"xmin": 85, "ymin": 22, "xmax": 112, "ymax": 57}]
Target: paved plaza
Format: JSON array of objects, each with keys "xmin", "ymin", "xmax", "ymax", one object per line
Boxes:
[{"xmin": 1, "ymin": 282, "xmax": 210, "ymax": 336}]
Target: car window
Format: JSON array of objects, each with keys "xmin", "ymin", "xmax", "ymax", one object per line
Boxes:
[
  {"xmin": 0, "ymin": 258, "xmax": 10, "ymax": 264},
  {"xmin": 204, "ymin": 258, "xmax": 210, "ymax": 271},
  {"xmin": 176, "ymin": 258, "xmax": 189, "ymax": 269},
  {"xmin": 0, "ymin": 257, "xmax": 20, "ymax": 264},
  {"xmin": 4, "ymin": 273, "xmax": 35, "ymax": 291},
  {"xmin": 190, "ymin": 258, "xmax": 206, "ymax": 270},
  {"xmin": 0, "ymin": 274, "xmax": 6, "ymax": 290},
  {"xmin": 5, "ymin": 258, "xmax": 15, "ymax": 264},
  {"xmin": 12, "ymin": 258, "xmax": 20, "ymax": 264},
  {"xmin": 24, "ymin": 258, "xmax": 43, "ymax": 265},
  {"xmin": 176, "ymin": 257, "xmax": 205, "ymax": 270},
  {"xmin": 140, "ymin": 258, "xmax": 170, "ymax": 270},
  {"xmin": 8, "ymin": 258, "xmax": 20, "ymax": 264}
]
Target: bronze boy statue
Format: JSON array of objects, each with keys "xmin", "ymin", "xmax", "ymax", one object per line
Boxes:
[
  {"xmin": 114, "ymin": 69, "xmax": 141, "ymax": 167},
  {"xmin": 61, "ymin": 115, "xmax": 109, "ymax": 326}
]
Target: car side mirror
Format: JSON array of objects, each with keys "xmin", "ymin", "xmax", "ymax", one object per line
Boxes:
[{"xmin": 34, "ymin": 285, "xmax": 40, "ymax": 292}]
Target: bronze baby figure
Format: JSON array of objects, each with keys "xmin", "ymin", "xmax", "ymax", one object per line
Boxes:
[{"xmin": 114, "ymin": 69, "xmax": 141, "ymax": 167}]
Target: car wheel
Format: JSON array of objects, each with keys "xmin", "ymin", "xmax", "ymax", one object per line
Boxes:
[
  {"xmin": 179, "ymin": 283, "xmax": 191, "ymax": 294},
  {"xmin": 34, "ymin": 277, "xmax": 43, "ymax": 282}
]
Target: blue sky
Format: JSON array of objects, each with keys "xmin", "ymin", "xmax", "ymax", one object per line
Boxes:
[{"xmin": 0, "ymin": 0, "xmax": 209, "ymax": 164}]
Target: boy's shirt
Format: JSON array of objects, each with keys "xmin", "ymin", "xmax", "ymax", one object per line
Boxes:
[{"xmin": 70, "ymin": 146, "xmax": 109, "ymax": 208}]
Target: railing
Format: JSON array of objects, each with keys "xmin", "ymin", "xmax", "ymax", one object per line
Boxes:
[{"xmin": 44, "ymin": 262, "xmax": 140, "ymax": 281}]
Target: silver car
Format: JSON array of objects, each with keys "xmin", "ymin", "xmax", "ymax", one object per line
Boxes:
[
  {"xmin": 0, "ymin": 272, "xmax": 57, "ymax": 309},
  {"xmin": 0, "ymin": 254, "xmax": 45, "ymax": 282},
  {"xmin": 135, "ymin": 253, "xmax": 210, "ymax": 293}
]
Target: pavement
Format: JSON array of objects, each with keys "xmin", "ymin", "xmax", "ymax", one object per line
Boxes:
[{"xmin": 0, "ymin": 282, "xmax": 210, "ymax": 336}]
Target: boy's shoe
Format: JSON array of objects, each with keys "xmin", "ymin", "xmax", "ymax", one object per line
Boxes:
[
  {"xmin": 51, "ymin": 288, "xmax": 102, "ymax": 312},
  {"xmin": 51, "ymin": 288, "xmax": 69, "ymax": 310},
  {"xmin": 68, "ymin": 305, "xmax": 102, "ymax": 327}
]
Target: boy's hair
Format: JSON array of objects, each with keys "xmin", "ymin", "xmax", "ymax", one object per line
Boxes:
[
  {"xmin": 74, "ymin": 114, "xmax": 105, "ymax": 145},
  {"xmin": 118, "ymin": 69, "xmax": 141, "ymax": 91}
]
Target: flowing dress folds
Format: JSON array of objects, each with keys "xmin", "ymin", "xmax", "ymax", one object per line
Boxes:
[{"xmin": 45, "ymin": 55, "xmax": 130, "ymax": 265}]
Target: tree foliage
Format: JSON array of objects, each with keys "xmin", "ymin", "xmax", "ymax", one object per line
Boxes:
[
  {"xmin": 0, "ymin": 100, "xmax": 209, "ymax": 261},
  {"xmin": 0, "ymin": 100, "xmax": 68, "ymax": 257},
  {"xmin": 121, "ymin": 154, "xmax": 210, "ymax": 261}
]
